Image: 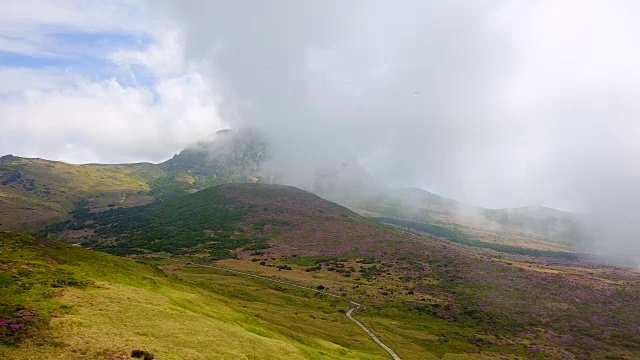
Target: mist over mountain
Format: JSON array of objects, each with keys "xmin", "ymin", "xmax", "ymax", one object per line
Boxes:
[
  {"xmin": 150, "ymin": 0, "xmax": 640, "ymax": 265},
  {"xmin": 3, "ymin": 2, "xmax": 640, "ymax": 359},
  {"xmin": 2, "ymin": 1, "xmax": 639, "ymax": 262},
  {"xmin": 163, "ymin": 128, "xmax": 269, "ymax": 180},
  {"xmin": 161, "ymin": 129, "xmax": 592, "ymax": 255}
]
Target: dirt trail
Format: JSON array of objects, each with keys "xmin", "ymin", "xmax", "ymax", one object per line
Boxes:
[
  {"xmin": 199, "ymin": 264, "xmax": 402, "ymax": 359},
  {"xmin": 346, "ymin": 307, "xmax": 401, "ymax": 360}
]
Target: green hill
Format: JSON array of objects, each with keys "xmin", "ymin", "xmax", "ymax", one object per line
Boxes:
[
  {"xmin": 0, "ymin": 232, "xmax": 392, "ymax": 360},
  {"xmin": 352, "ymin": 187, "xmax": 586, "ymax": 249},
  {"xmin": 5, "ymin": 180, "xmax": 640, "ymax": 359},
  {"xmin": 45, "ymin": 183, "xmax": 402, "ymax": 260},
  {"xmin": 0, "ymin": 155, "xmax": 163, "ymax": 232},
  {"xmin": 0, "ymin": 130, "xmax": 269, "ymax": 232},
  {"xmin": 0, "ymin": 128, "xmax": 588, "ymax": 252}
]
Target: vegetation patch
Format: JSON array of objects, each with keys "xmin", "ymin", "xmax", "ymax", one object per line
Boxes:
[
  {"xmin": 0, "ymin": 232, "xmax": 92, "ymax": 346},
  {"xmin": 373, "ymin": 217, "xmax": 580, "ymax": 259}
]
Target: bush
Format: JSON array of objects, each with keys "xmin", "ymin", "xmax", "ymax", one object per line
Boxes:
[{"xmin": 131, "ymin": 349, "xmax": 154, "ymax": 360}]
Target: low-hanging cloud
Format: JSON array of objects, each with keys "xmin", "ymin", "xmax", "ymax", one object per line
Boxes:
[
  {"xmin": 154, "ymin": 0, "xmax": 640, "ymax": 261},
  {"xmin": 158, "ymin": 0, "xmax": 519, "ymax": 198}
]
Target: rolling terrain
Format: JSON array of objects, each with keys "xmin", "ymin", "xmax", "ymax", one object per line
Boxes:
[
  {"xmin": 2, "ymin": 132, "xmax": 639, "ymax": 358},
  {"xmin": 0, "ymin": 155, "xmax": 163, "ymax": 232},
  {"xmin": 0, "ymin": 129, "xmax": 588, "ymax": 258},
  {"xmin": 39, "ymin": 183, "xmax": 640, "ymax": 359},
  {"xmin": 1, "ymin": 130, "xmax": 587, "ymax": 254},
  {"xmin": 0, "ymin": 232, "xmax": 394, "ymax": 360},
  {"xmin": 0, "ymin": 130, "xmax": 266, "ymax": 232},
  {"xmin": 351, "ymin": 187, "xmax": 586, "ymax": 251}
]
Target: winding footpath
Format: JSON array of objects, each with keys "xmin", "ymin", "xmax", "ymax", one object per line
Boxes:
[
  {"xmin": 346, "ymin": 306, "xmax": 401, "ymax": 360},
  {"xmin": 199, "ymin": 264, "xmax": 402, "ymax": 360}
]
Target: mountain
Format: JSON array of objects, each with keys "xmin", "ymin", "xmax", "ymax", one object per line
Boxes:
[
  {"xmin": 0, "ymin": 130, "xmax": 586, "ymax": 250},
  {"xmin": 45, "ymin": 183, "xmax": 405, "ymax": 260},
  {"xmin": 151, "ymin": 129, "xmax": 270, "ymax": 199},
  {"xmin": 351, "ymin": 187, "xmax": 586, "ymax": 249},
  {"xmin": 0, "ymin": 155, "xmax": 163, "ymax": 231},
  {"xmin": 35, "ymin": 184, "xmax": 640, "ymax": 359},
  {"xmin": 4, "ymin": 195, "xmax": 639, "ymax": 360},
  {"xmin": 0, "ymin": 130, "xmax": 268, "ymax": 231}
]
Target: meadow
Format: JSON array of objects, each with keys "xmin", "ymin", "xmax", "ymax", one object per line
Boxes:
[{"xmin": 0, "ymin": 232, "xmax": 391, "ymax": 359}]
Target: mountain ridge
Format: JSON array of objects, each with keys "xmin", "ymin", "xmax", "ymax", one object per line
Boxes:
[{"xmin": 1, "ymin": 130, "xmax": 586, "ymax": 248}]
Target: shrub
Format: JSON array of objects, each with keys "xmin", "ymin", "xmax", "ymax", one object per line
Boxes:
[{"xmin": 131, "ymin": 349, "xmax": 154, "ymax": 360}]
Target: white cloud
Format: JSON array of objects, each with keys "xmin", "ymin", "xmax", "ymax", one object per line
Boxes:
[
  {"xmin": 109, "ymin": 30, "xmax": 186, "ymax": 78},
  {"xmin": 0, "ymin": 67, "xmax": 80, "ymax": 95},
  {"xmin": 0, "ymin": 0, "xmax": 146, "ymax": 35},
  {"xmin": 0, "ymin": 1, "xmax": 224, "ymax": 164},
  {"xmin": 0, "ymin": 72, "xmax": 223, "ymax": 164}
]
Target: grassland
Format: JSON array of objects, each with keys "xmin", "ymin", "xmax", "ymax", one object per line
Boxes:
[
  {"xmin": 0, "ymin": 232, "xmax": 396, "ymax": 360},
  {"xmin": 40, "ymin": 183, "xmax": 640, "ymax": 359},
  {"xmin": 0, "ymin": 156, "xmax": 163, "ymax": 231},
  {"xmin": 371, "ymin": 217, "xmax": 579, "ymax": 259},
  {"xmin": 212, "ymin": 237, "xmax": 640, "ymax": 359},
  {"xmin": 352, "ymin": 187, "xmax": 585, "ymax": 249},
  {"xmin": 5, "ymin": 172, "xmax": 640, "ymax": 360}
]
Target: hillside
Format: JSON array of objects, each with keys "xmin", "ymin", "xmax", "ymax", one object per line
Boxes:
[
  {"xmin": 151, "ymin": 129, "xmax": 270, "ymax": 200},
  {"xmin": 352, "ymin": 187, "xmax": 586, "ymax": 249},
  {"xmin": 7, "ymin": 181, "xmax": 640, "ymax": 359},
  {"xmin": 46, "ymin": 183, "xmax": 404, "ymax": 260},
  {"xmin": 0, "ymin": 129, "xmax": 588, "ymax": 252},
  {"xmin": 0, "ymin": 155, "xmax": 163, "ymax": 231},
  {"xmin": 0, "ymin": 130, "xmax": 271, "ymax": 232},
  {"xmin": 0, "ymin": 232, "xmax": 393, "ymax": 359}
]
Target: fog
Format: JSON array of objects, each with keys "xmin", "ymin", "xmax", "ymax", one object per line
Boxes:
[
  {"xmin": 2, "ymin": 1, "xmax": 637, "ymax": 261},
  {"xmin": 151, "ymin": 0, "xmax": 640, "ymax": 261}
]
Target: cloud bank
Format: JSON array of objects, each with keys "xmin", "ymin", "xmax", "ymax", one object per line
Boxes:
[
  {"xmin": 2, "ymin": 0, "xmax": 640, "ymax": 260},
  {"xmin": 156, "ymin": 0, "xmax": 640, "ymax": 260},
  {"xmin": 0, "ymin": 1, "xmax": 224, "ymax": 163}
]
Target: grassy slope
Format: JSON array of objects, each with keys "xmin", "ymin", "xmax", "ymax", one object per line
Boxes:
[
  {"xmin": 0, "ymin": 150, "xmax": 584, "ymax": 255},
  {"xmin": 46, "ymin": 183, "xmax": 640, "ymax": 359},
  {"xmin": 218, "ymin": 245, "xmax": 640, "ymax": 360},
  {"xmin": 0, "ymin": 156, "xmax": 164, "ymax": 231},
  {"xmin": 354, "ymin": 187, "xmax": 584, "ymax": 250},
  {"xmin": 0, "ymin": 232, "xmax": 391, "ymax": 360},
  {"xmin": 49, "ymin": 183, "xmax": 404, "ymax": 260},
  {"xmin": 370, "ymin": 216, "xmax": 578, "ymax": 259}
]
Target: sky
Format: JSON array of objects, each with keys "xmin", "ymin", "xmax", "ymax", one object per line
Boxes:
[{"xmin": 1, "ymin": 0, "xmax": 640, "ymax": 246}]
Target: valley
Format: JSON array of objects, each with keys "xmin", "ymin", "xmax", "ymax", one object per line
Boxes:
[
  {"xmin": 4, "ymin": 3, "xmax": 640, "ymax": 359},
  {"xmin": 1, "ymin": 136, "xmax": 639, "ymax": 359}
]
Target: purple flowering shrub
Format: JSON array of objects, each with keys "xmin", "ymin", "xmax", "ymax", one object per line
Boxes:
[
  {"xmin": 394, "ymin": 240, "xmax": 640, "ymax": 358},
  {"xmin": 0, "ymin": 232, "xmax": 91, "ymax": 346},
  {"xmin": 0, "ymin": 304, "xmax": 43, "ymax": 346}
]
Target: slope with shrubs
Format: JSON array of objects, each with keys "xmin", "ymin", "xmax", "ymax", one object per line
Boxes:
[
  {"xmin": 46, "ymin": 183, "xmax": 405, "ymax": 260},
  {"xmin": 0, "ymin": 129, "xmax": 270, "ymax": 232},
  {"xmin": 0, "ymin": 155, "xmax": 163, "ymax": 231},
  {"xmin": 43, "ymin": 183, "xmax": 640, "ymax": 359},
  {"xmin": 0, "ymin": 232, "xmax": 392, "ymax": 360}
]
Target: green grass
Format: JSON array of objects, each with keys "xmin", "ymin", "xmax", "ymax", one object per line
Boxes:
[
  {"xmin": 0, "ymin": 232, "xmax": 392, "ymax": 360},
  {"xmin": 0, "ymin": 157, "xmax": 164, "ymax": 231}
]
